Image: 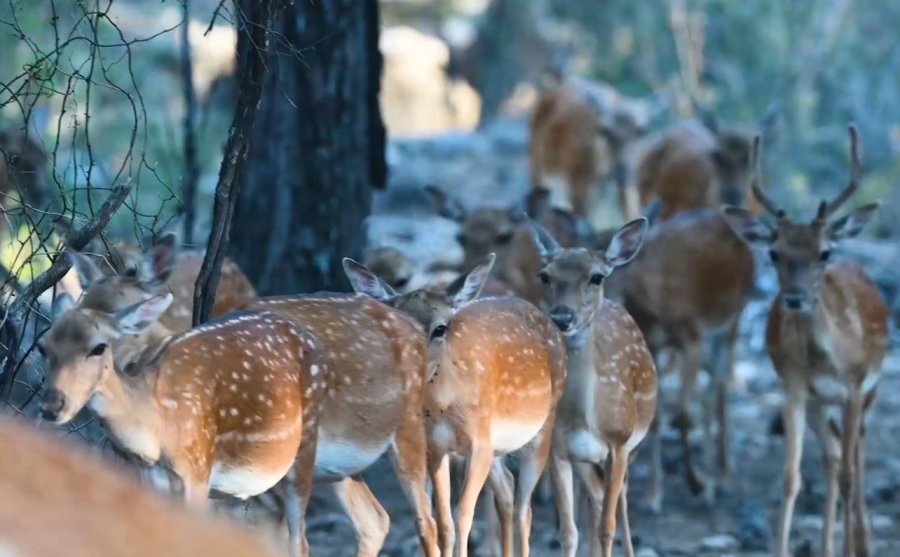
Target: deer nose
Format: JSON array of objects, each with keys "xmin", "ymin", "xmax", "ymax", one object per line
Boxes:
[
  {"xmin": 40, "ymin": 389, "xmax": 66, "ymax": 422},
  {"xmin": 549, "ymin": 306, "xmax": 576, "ymax": 332},
  {"xmin": 783, "ymin": 293, "xmax": 807, "ymax": 311}
]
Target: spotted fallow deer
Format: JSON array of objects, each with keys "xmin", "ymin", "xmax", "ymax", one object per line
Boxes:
[
  {"xmin": 59, "ymin": 251, "xmax": 439, "ymax": 557},
  {"xmin": 0, "ymin": 417, "xmax": 280, "ymax": 557},
  {"xmin": 722, "ymin": 126, "xmax": 889, "ymax": 557},
  {"xmin": 530, "ymin": 78, "xmax": 649, "ymax": 220},
  {"xmin": 38, "ymin": 293, "xmax": 326, "ymax": 556},
  {"xmin": 530, "ymin": 218, "xmax": 657, "ymax": 557},
  {"xmin": 344, "ymin": 255, "xmax": 568, "ymax": 557},
  {"xmin": 634, "ymin": 119, "xmax": 753, "ymax": 221}
]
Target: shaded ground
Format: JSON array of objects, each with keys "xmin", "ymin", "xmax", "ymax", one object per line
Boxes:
[{"xmin": 300, "ymin": 118, "xmax": 900, "ymax": 556}]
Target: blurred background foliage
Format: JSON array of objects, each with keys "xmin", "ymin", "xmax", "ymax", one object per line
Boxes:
[{"xmin": 1, "ymin": 0, "xmax": 897, "ymax": 287}]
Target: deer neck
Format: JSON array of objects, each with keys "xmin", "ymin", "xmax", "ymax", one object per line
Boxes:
[
  {"xmin": 557, "ymin": 319, "xmax": 599, "ymax": 433},
  {"xmin": 89, "ymin": 363, "xmax": 163, "ymax": 464}
]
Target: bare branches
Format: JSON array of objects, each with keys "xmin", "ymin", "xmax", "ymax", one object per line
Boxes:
[
  {"xmin": 192, "ymin": 0, "xmax": 287, "ymax": 325},
  {"xmin": 180, "ymin": 0, "xmax": 200, "ymax": 245}
]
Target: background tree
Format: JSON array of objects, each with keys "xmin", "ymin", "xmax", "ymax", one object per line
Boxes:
[{"xmin": 229, "ymin": 0, "xmax": 386, "ymax": 295}]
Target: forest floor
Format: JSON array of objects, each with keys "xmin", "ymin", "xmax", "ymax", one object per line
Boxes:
[{"xmin": 302, "ymin": 118, "xmax": 900, "ymax": 557}]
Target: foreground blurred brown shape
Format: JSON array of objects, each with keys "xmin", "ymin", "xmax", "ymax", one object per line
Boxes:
[{"xmin": 0, "ymin": 418, "xmax": 279, "ymax": 557}]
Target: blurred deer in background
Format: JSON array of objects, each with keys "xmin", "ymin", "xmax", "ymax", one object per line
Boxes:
[
  {"xmin": 530, "ymin": 78, "xmax": 653, "ymax": 220},
  {"xmin": 38, "ymin": 293, "xmax": 326, "ymax": 556},
  {"xmin": 0, "ymin": 417, "xmax": 281, "ymax": 557},
  {"xmin": 344, "ymin": 254, "xmax": 568, "ymax": 557},
  {"xmin": 722, "ymin": 126, "xmax": 889, "ymax": 557},
  {"xmin": 531, "ymin": 218, "xmax": 656, "ymax": 557},
  {"xmin": 427, "ymin": 185, "xmax": 589, "ymax": 307}
]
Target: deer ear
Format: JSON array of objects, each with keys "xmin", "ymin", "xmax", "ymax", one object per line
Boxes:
[
  {"xmin": 605, "ymin": 217, "xmax": 648, "ymax": 268},
  {"xmin": 721, "ymin": 205, "xmax": 776, "ymax": 246},
  {"xmin": 67, "ymin": 251, "xmax": 106, "ymax": 289},
  {"xmin": 529, "ymin": 221, "xmax": 561, "ymax": 263},
  {"xmin": 138, "ymin": 233, "xmax": 176, "ymax": 286},
  {"xmin": 827, "ymin": 202, "xmax": 879, "ymax": 241},
  {"xmin": 445, "ymin": 253, "xmax": 495, "ymax": 307},
  {"xmin": 342, "ymin": 258, "xmax": 396, "ymax": 302},
  {"xmin": 51, "ymin": 293, "xmax": 75, "ymax": 320},
  {"xmin": 114, "ymin": 294, "xmax": 173, "ymax": 334}
]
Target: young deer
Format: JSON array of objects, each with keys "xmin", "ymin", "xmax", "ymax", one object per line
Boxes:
[
  {"xmin": 38, "ymin": 294, "xmax": 325, "ymax": 556},
  {"xmin": 344, "ymin": 255, "xmax": 568, "ymax": 557},
  {"xmin": 61, "ymin": 250, "xmax": 439, "ymax": 556},
  {"xmin": 722, "ymin": 126, "xmax": 889, "ymax": 557},
  {"xmin": 531, "ymin": 218, "xmax": 657, "ymax": 557},
  {"xmin": 634, "ymin": 120, "xmax": 753, "ymax": 221},
  {"xmin": 0, "ymin": 417, "xmax": 280, "ymax": 557},
  {"xmin": 530, "ymin": 78, "xmax": 647, "ymax": 219}
]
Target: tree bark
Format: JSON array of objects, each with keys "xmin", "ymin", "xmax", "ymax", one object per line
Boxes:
[{"xmin": 229, "ymin": 0, "xmax": 384, "ymax": 295}]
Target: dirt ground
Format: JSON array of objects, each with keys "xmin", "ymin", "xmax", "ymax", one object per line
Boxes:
[{"xmin": 298, "ymin": 118, "xmax": 900, "ymax": 556}]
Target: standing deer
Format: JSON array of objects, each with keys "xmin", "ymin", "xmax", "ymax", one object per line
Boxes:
[
  {"xmin": 38, "ymin": 293, "xmax": 326, "ymax": 556},
  {"xmin": 61, "ymin": 249, "xmax": 440, "ymax": 557},
  {"xmin": 0, "ymin": 417, "xmax": 281, "ymax": 557},
  {"xmin": 722, "ymin": 126, "xmax": 889, "ymax": 557},
  {"xmin": 344, "ymin": 254, "xmax": 568, "ymax": 557},
  {"xmin": 530, "ymin": 218, "xmax": 657, "ymax": 557}
]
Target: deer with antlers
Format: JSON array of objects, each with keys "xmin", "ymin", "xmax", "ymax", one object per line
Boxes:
[
  {"xmin": 530, "ymin": 218, "xmax": 657, "ymax": 557},
  {"xmin": 344, "ymin": 254, "xmax": 568, "ymax": 557},
  {"xmin": 38, "ymin": 291, "xmax": 326, "ymax": 556},
  {"xmin": 0, "ymin": 417, "xmax": 281, "ymax": 557},
  {"xmin": 59, "ymin": 248, "xmax": 440, "ymax": 557},
  {"xmin": 722, "ymin": 125, "xmax": 889, "ymax": 557}
]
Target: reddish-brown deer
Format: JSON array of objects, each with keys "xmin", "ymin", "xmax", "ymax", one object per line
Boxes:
[
  {"xmin": 344, "ymin": 254, "xmax": 568, "ymax": 557},
  {"xmin": 722, "ymin": 126, "xmax": 889, "ymax": 557},
  {"xmin": 60, "ymin": 249, "xmax": 440, "ymax": 557},
  {"xmin": 38, "ymin": 292, "xmax": 325, "ymax": 556},
  {"xmin": 531, "ymin": 218, "xmax": 657, "ymax": 557},
  {"xmin": 0, "ymin": 417, "xmax": 282, "ymax": 557},
  {"xmin": 530, "ymin": 78, "xmax": 647, "ymax": 219},
  {"xmin": 634, "ymin": 120, "xmax": 753, "ymax": 221}
]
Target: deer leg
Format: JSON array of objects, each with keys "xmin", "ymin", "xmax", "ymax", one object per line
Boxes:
[
  {"xmin": 599, "ymin": 445, "xmax": 628, "ymax": 557},
  {"xmin": 775, "ymin": 390, "xmax": 807, "ymax": 557},
  {"xmin": 715, "ymin": 321, "xmax": 738, "ymax": 477},
  {"xmin": 487, "ymin": 459, "xmax": 514, "ymax": 557},
  {"xmin": 331, "ymin": 476, "xmax": 389, "ymax": 557},
  {"xmin": 549, "ymin": 455, "xmax": 578, "ymax": 557},
  {"xmin": 840, "ymin": 394, "xmax": 863, "ymax": 557},
  {"xmin": 853, "ymin": 419, "xmax": 871, "ymax": 557},
  {"xmin": 618, "ymin": 472, "xmax": 635, "ymax": 557},
  {"xmin": 574, "ymin": 461, "xmax": 605, "ymax": 557},
  {"xmin": 388, "ymin": 432, "xmax": 439, "ymax": 557},
  {"xmin": 674, "ymin": 335, "xmax": 703, "ymax": 496},
  {"xmin": 515, "ymin": 419, "xmax": 554, "ymax": 557},
  {"xmin": 456, "ymin": 442, "xmax": 494, "ymax": 557},
  {"xmin": 284, "ymin": 416, "xmax": 318, "ymax": 557},
  {"xmin": 428, "ymin": 452, "xmax": 454, "ymax": 556},
  {"xmin": 644, "ymin": 403, "xmax": 664, "ymax": 514},
  {"xmin": 807, "ymin": 400, "xmax": 841, "ymax": 557}
]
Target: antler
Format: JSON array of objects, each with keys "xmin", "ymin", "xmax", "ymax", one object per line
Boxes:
[
  {"xmin": 817, "ymin": 124, "xmax": 861, "ymax": 221},
  {"xmin": 749, "ymin": 134, "xmax": 784, "ymax": 218}
]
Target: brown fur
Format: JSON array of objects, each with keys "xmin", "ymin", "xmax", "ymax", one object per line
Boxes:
[
  {"xmin": 0, "ymin": 417, "xmax": 280, "ymax": 557},
  {"xmin": 635, "ymin": 121, "xmax": 753, "ymax": 220}
]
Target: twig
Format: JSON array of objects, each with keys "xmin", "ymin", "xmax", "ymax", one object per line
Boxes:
[{"xmin": 180, "ymin": 0, "xmax": 199, "ymax": 245}]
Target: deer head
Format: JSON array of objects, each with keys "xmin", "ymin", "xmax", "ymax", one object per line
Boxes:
[
  {"xmin": 531, "ymin": 217, "xmax": 647, "ymax": 336},
  {"xmin": 722, "ymin": 125, "xmax": 879, "ymax": 313},
  {"xmin": 38, "ymin": 293, "xmax": 173, "ymax": 424}
]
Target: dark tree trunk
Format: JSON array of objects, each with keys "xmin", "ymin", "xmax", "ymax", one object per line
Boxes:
[{"xmin": 230, "ymin": 0, "xmax": 385, "ymax": 295}]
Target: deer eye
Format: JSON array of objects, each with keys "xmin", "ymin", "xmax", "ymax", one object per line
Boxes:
[
  {"xmin": 538, "ymin": 271, "xmax": 550, "ymax": 285},
  {"xmin": 430, "ymin": 324, "xmax": 448, "ymax": 340},
  {"xmin": 123, "ymin": 267, "xmax": 138, "ymax": 278},
  {"xmin": 88, "ymin": 343, "xmax": 107, "ymax": 358},
  {"xmin": 455, "ymin": 234, "xmax": 466, "ymax": 247},
  {"xmin": 590, "ymin": 273, "xmax": 605, "ymax": 285},
  {"xmin": 819, "ymin": 250, "xmax": 831, "ymax": 262},
  {"xmin": 394, "ymin": 276, "xmax": 410, "ymax": 290},
  {"xmin": 495, "ymin": 231, "xmax": 514, "ymax": 245},
  {"xmin": 768, "ymin": 250, "xmax": 780, "ymax": 263}
]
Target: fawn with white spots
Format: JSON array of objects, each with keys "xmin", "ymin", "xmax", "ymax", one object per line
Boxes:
[
  {"xmin": 56, "ymin": 232, "xmax": 256, "ymax": 330},
  {"xmin": 0, "ymin": 417, "xmax": 281, "ymax": 557},
  {"xmin": 344, "ymin": 253, "xmax": 568, "ymax": 557},
  {"xmin": 531, "ymin": 218, "xmax": 657, "ymax": 557},
  {"xmin": 722, "ymin": 126, "xmax": 889, "ymax": 557},
  {"xmin": 38, "ymin": 289, "xmax": 326, "ymax": 556},
  {"xmin": 244, "ymin": 292, "xmax": 439, "ymax": 556}
]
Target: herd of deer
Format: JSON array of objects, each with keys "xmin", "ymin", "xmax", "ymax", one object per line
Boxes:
[{"xmin": 1, "ymin": 77, "xmax": 890, "ymax": 557}]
